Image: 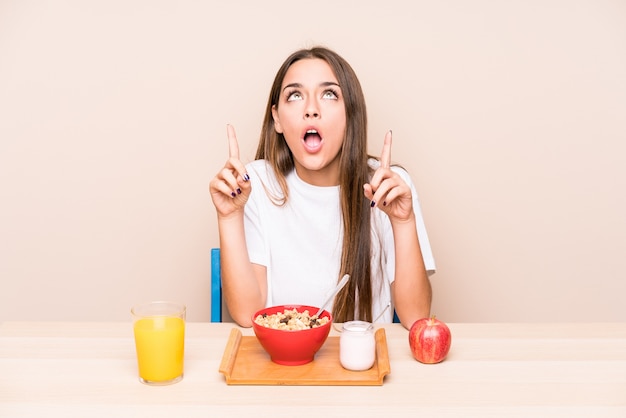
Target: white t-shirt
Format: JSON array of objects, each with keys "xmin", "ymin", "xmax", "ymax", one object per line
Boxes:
[{"xmin": 243, "ymin": 159, "xmax": 436, "ymax": 323}]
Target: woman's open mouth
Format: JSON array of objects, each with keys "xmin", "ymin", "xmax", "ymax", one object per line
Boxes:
[{"xmin": 303, "ymin": 128, "xmax": 323, "ymax": 153}]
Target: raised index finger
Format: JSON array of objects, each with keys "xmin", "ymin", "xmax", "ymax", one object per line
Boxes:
[
  {"xmin": 380, "ymin": 130, "xmax": 392, "ymax": 169},
  {"xmin": 227, "ymin": 124, "xmax": 240, "ymax": 159}
]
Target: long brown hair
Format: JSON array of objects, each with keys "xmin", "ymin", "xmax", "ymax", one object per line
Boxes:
[{"xmin": 255, "ymin": 46, "xmax": 374, "ymax": 322}]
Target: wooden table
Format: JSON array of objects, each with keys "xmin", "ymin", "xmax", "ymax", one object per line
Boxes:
[{"xmin": 1, "ymin": 322, "xmax": 625, "ymax": 417}]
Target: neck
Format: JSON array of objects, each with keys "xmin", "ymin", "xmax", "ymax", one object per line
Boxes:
[{"xmin": 294, "ymin": 160, "xmax": 341, "ymax": 187}]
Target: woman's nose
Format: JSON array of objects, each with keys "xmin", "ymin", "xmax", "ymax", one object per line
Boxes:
[
  {"xmin": 305, "ymin": 110, "xmax": 319, "ymax": 118},
  {"xmin": 304, "ymin": 100, "xmax": 320, "ymax": 119}
]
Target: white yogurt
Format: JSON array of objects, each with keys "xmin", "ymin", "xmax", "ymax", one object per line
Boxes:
[{"xmin": 339, "ymin": 321, "xmax": 376, "ymax": 371}]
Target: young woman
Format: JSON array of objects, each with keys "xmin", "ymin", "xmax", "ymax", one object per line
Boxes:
[{"xmin": 209, "ymin": 46, "xmax": 435, "ymax": 329}]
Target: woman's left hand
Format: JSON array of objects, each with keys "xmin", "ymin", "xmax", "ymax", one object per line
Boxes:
[{"xmin": 363, "ymin": 131, "xmax": 415, "ymax": 223}]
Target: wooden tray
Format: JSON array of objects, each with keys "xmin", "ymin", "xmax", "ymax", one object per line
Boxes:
[{"xmin": 219, "ymin": 327, "xmax": 390, "ymax": 385}]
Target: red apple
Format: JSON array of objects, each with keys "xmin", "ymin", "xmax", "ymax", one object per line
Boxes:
[{"xmin": 408, "ymin": 315, "xmax": 451, "ymax": 364}]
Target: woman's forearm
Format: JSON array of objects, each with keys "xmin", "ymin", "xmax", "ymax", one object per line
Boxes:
[
  {"xmin": 391, "ymin": 214, "xmax": 432, "ymax": 329},
  {"xmin": 218, "ymin": 213, "xmax": 266, "ymax": 327}
]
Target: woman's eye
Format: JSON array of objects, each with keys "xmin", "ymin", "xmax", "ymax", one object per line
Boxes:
[
  {"xmin": 287, "ymin": 91, "xmax": 302, "ymax": 101},
  {"xmin": 323, "ymin": 89, "xmax": 338, "ymax": 100}
]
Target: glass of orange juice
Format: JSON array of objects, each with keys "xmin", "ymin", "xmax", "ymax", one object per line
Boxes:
[{"xmin": 131, "ymin": 301, "xmax": 186, "ymax": 385}]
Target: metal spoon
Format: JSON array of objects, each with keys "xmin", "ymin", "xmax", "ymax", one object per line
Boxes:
[
  {"xmin": 367, "ymin": 302, "xmax": 392, "ymax": 330},
  {"xmin": 314, "ymin": 274, "xmax": 350, "ymax": 318}
]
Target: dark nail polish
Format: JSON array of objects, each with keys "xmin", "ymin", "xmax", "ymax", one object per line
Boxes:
[
  {"xmin": 231, "ymin": 192, "xmax": 237, "ymax": 198},
  {"xmin": 243, "ymin": 173, "xmax": 250, "ymax": 182},
  {"xmin": 370, "ymin": 201, "xmax": 376, "ymax": 208},
  {"xmin": 237, "ymin": 188, "xmax": 242, "ymax": 194}
]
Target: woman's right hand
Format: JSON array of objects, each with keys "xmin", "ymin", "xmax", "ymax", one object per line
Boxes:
[{"xmin": 209, "ymin": 124, "xmax": 252, "ymax": 218}]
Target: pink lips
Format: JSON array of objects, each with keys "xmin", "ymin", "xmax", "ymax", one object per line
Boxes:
[{"xmin": 302, "ymin": 127, "xmax": 323, "ymax": 153}]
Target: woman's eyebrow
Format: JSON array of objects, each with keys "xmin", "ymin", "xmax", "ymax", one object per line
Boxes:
[
  {"xmin": 282, "ymin": 81, "xmax": 341, "ymax": 92},
  {"xmin": 282, "ymin": 83, "xmax": 302, "ymax": 92}
]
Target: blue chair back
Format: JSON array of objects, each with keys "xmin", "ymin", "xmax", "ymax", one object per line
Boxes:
[
  {"xmin": 210, "ymin": 248, "xmax": 222, "ymax": 322},
  {"xmin": 393, "ymin": 310, "xmax": 400, "ymax": 324}
]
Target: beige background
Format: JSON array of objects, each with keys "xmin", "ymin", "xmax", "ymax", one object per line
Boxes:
[{"xmin": 1, "ymin": 0, "xmax": 625, "ymax": 323}]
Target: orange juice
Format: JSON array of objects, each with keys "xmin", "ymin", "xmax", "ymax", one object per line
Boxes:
[{"xmin": 133, "ymin": 316, "xmax": 185, "ymax": 383}]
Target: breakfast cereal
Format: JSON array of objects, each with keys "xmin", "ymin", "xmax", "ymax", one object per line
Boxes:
[{"xmin": 254, "ymin": 308, "xmax": 329, "ymax": 330}]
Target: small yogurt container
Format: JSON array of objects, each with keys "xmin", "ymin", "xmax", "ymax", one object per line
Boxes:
[{"xmin": 339, "ymin": 320, "xmax": 376, "ymax": 371}]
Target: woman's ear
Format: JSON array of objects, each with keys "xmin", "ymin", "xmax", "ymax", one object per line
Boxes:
[{"xmin": 271, "ymin": 105, "xmax": 283, "ymax": 134}]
